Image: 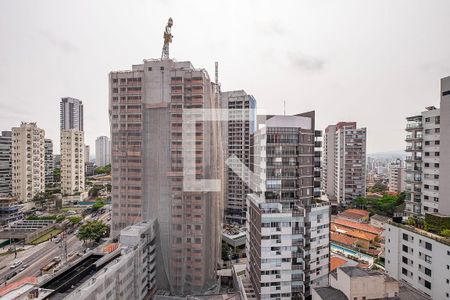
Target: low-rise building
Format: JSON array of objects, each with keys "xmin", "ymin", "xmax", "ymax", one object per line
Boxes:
[
  {"xmin": 337, "ymin": 209, "xmax": 370, "ymax": 223},
  {"xmin": 64, "ymin": 220, "xmax": 158, "ymax": 300},
  {"xmin": 85, "ymin": 161, "xmax": 95, "ymax": 177},
  {"xmin": 313, "ymin": 266, "xmax": 399, "ymax": 300},
  {"xmin": 385, "ymin": 220, "xmax": 450, "ymax": 299},
  {"xmin": 0, "ymin": 194, "xmax": 22, "ymax": 225}
]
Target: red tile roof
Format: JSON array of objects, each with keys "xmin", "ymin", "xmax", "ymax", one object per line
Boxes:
[
  {"xmin": 331, "ymin": 223, "xmax": 377, "ymax": 241},
  {"xmin": 333, "ymin": 218, "xmax": 383, "ymax": 235},
  {"xmin": 331, "ymin": 232, "xmax": 358, "ymax": 246},
  {"xmin": 330, "ymin": 256, "xmax": 348, "ymax": 271},
  {"xmin": 339, "ymin": 209, "xmax": 370, "ymax": 221}
]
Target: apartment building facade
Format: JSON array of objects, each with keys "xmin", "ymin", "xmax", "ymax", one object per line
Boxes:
[
  {"xmin": 246, "ymin": 113, "xmax": 330, "ymax": 300},
  {"xmin": 322, "ymin": 122, "xmax": 367, "ymax": 206},
  {"xmin": 44, "ymin": 139, "xmax": 54, "ymax": 186},
  {"xmin": 52, "ymin": 220, "xmax": 158, "ymax": 300},
  {"xmin": 385, "ymin": 222, "xmax": 450, "ymax": 299},
  {"xmin": 109, "ymin": 58, "xmax": 224, "ymax": 296},
  {"xmin": 60, "ymin": 97, "xmax": 85, "ymax": 195},
  {"xmin": 11, "ymin": 122, "xmax": 46, "ymax": 202},
  {"xmin": 60, "ymin": 130, "xmax": 85, "ymax": 195},
  {"xmin": 95, "ymin": 136, "xmax": 111, "ymax": 167},
  {"xmin": 404, "ymin": 74, "xmax": 450, "ymax": 216},
  {"xmin": 60, "ymin": 97, "xmax": 84, "ymax": 131},
  {"xmin": 221, "ymin": 90, "xmax": 256, "ymax": 224},
  {"xmin": 0, "ymin": 131, "xmax": 12, "ymax": 194},
  {"xmin": 388, "ymin": 159, "xmax": 405, "ymax": 193}
]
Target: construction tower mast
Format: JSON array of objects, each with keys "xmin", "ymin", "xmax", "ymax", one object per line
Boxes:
[{"xmin": 161, "ymin": 18, "xmax": 174, "ymax": 60}]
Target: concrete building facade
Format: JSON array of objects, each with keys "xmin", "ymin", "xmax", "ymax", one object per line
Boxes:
[
  {"xmin": 404, "ymin": 77, "xmax": 450, "ymax": 216},
  {"xmin": 60, "ymin": 97, "xmax": 83, "ymax": 131},
  {"xmin": 95, "ymin": 136, "xmax": 110, "ymax": 167},
  {"xmin": 322, "ymin": 122, "xmax": 366, "ymax": 206},
  {"xmin": 0, "ymin": 194, "xmax": 22, "ymax": 225},
  {"xmin": 60, "ymin": 97, "xmax": 85, "ymax": 196},
  {"xmin": 60, "ymin": 129, "xmax": 85, "ymax": 195},
  {"xmin": 85, "ymin": 145, "xmax": 90, "ymax": 163},
  {"xmin": 44, "ymin": 139, "xmax": 54, "ymax": 186},
  {"xmin": 246, "ymin": 113, "xmax": 330, "ymax": 300},
  {"xmin": 109, "ymin": 58, "xmax": 224, "ymax": 296},
  {"xmin": 385, "ymin": 222, "xmax": 450, "ymax": 299},
  {"xmin": 388, "ymin": 159, "xmax": 406, "ymax": 193},
  {"xmin": 438, "ymin": 76, "xmax": 450, "ymax": 215},
  {"xmin": 221, "ymin": 90, "xmax": 256, "ymax": 224},
  {"xmin": 0, "ymin": 131, "xmax": 12, "ymax": 194},
  {"xmin": 11, "ymin": 122, "xmax": 46, "ymax": 202},
  {"xmin": 313, "ymin": 266, "xmax": 400, "ymax": 300}
]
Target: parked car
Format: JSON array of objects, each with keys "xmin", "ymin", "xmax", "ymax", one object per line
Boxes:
[{"xmin": 54, "ymin": 237, "xmax": 61, "ymax": 244}]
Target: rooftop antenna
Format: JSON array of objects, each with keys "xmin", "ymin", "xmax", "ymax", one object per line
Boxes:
[
  {"xmin": 161, "ymin": 18, "xmax": 174, "ymax": 60},
  {"xmin": 283, "ymin": 101, "xmax": 286, "ymax": 115}
]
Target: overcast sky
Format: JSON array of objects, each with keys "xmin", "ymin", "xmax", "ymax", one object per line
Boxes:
[{"xmin": 1, "ymin": 0, "xmax": 449, "ymax": 154}]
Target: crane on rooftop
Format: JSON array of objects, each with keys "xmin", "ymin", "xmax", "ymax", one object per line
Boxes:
[{"xmin": 161, "ymin": 18, "xmax": 173, "ymax": 60}]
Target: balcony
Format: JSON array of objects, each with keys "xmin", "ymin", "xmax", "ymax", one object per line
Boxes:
[
  {"xmin": 406, "ymin": 122, "xmax": 423, "ymax": 131},
  {"xmin": 405, "ymin": 156, "xmax": 422, "ymax": 162},
  {"xmin": 405, "ymin": 134, "xmax": 423, "ymax": 142}
]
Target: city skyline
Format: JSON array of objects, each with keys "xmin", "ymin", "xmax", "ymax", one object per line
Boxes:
[{"xmin": 1, "ymin": 0, "xmax": 450, "ymax": 153}]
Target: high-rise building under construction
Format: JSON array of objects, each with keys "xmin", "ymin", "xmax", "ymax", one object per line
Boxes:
[{"xmin": 109, "ymin": 58, "xmax": 224, "ymax": 295}]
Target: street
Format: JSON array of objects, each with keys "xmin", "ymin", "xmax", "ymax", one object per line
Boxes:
[{"xmin": 0, "ymin": 208, "xmax": 111, "ymax": 285}]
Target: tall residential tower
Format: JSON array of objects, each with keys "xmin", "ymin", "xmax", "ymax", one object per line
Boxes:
[
  {"xmin": 109, "ymin": 58, "xmax": 224, "ymax": 295},
  {"xmin": 322, "ymin": 122, "xmax": 367, "ymax": 206},
  {"xmin": 221, "ymin": 90, "xmax": 256, "ymax": 224},
  {"xmin": 95, "ymin": 136, "xmax": 111, "ymax": 167},
  {"xmin": 60, "ymin": 97, "xmax": 85, "ymax": 195},
  {"xmin": 11, "ymin": 122, "xmax": 45, "ymax": 202},
  {"xmin": 246, "ymin": 113, "xmax": 330, "ymax": 300}
]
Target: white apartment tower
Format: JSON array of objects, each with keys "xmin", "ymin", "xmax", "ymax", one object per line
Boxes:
[
  {"xmin": 322, "ymin": 122, "xmax": 367, "ymax": 206},
  {"xmin": 404, "ymin": 76, "xmax": 450, "ymax": 215},
  {"xmin": 109, "ymin": 58, "xmax": 224, "ymax": 296},
  {"xmin": 60, "ymin": 130, "xmax": 84, "ymax": 195},
  {"xmin": 60, "ymin": 97, "xmax": 85, "ymax": 195},
  {"xmin": 221, "ymin": 90, "xmax": 256, "ymax": 224},
  {"xmin": 388, "ymin": 159, "xmax": 406, "ymax": 193},
  {"xmin": 385, "ymin": 76, "xmax": 450, "ymax": 299},
  {"xmin": 11, "ymin": 122, "xmax": 45, "ymax": 202},
  {"xmin": 405, "ymin": 107, "xmax": 440, "ymax": 215},
  {"xmin": 246, "ymin": 113, "xmax": 330, "ymax": 300},
  {"xmin": 95, "ymin": 136, "xmax": 110, "ymax": 167}
]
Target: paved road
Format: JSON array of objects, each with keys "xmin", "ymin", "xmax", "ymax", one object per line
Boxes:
[{"xmin": 0, "ymin": 209, "xmax": 111, "ymax": 285}]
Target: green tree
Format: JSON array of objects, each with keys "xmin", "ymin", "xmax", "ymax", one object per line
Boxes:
[
  {"xmin": 68, "ymin": 216, "xmax": 82, "ymax": 225},
  {"xmin": 89, "ymin": 185, "xmax": 102, "ymax": 197},
  {"xmin": 369, "ymin": 182, "xmax": 388, "ymax": 193},
  {"xmin": 92, "ymin": 200, "xmax": 105, "ymax": 211},
  {"xmin": 77, "ymin": 220, "xmax": 109, "ymax": 243},
  {"xmin": 440, "ymin": 229, "xmax": 450, "ymax": 237},
  {"xmin": 32, "ymin": 192, "xmax": 48, "ymax": 208},
  {"xmin": 53, "ymin": 168, "xmax": 61, "ymax": 182},
  {"xmin": 405, "ymin": 217, "xmax": 416, "ymax": 226},
  {"xmin": 94, "ymin": 164, "xmax": 111, "ymax": 175}
]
